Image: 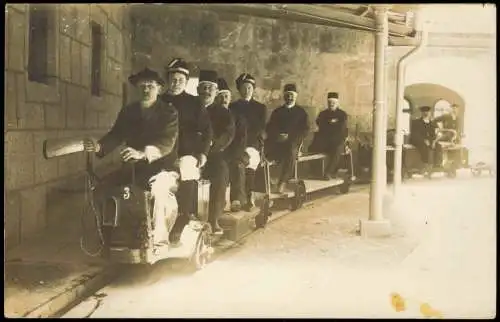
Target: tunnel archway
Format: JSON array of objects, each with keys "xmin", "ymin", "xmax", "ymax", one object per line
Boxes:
[
  {"xmin": 405, "ymin": 55, "xmax": 496, "ymax": 150},
  {"xmin": 404, "ymin": 83, "xmax": 466, "ymax": 137}
]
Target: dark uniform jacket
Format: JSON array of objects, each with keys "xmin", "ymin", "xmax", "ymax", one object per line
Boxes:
[
  {"xmin": 97, "ymin": 99, "xmax": 179, "ymax": 175},
  {"xmin": 161, "ymin": 91, "xmax": 212, "ymax": 157},
  {"xmin": 225, "ymin": 110, "xmax": 248, "ymax": 162},
  {"xmin": 229, "ymin": 98, "xmax": 267, "ymax": 150},
  {"xmin": 206, "ymin": 103, "xmax": 236, "ymax": 156},
  {"xmin": 410, "ymin": 118, "xmax": 438, "ymax": 145},
  {"xmin": 311, "ymin": 107, "xmax": 348, "ymax": 153},
  {"xmin": 266, "ymin": 104, "xmax": 310, "ymax": 148}
]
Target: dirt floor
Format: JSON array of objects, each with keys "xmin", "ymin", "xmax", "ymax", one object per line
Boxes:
[{"xmin": 62, "ymin": 174, "xmax": 496, "ymax": 318}]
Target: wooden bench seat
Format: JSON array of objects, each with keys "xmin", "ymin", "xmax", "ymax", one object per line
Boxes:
[{"xmin": 297, "ymin": 153, "xmax": 327, "ymax": 162}]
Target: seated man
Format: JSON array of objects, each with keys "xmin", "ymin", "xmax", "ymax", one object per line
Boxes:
[
  {"xmin": 199, "ymin": 71, "xmax": 235, "ymax": 235},
  {"xmin": 264, "ymin": 83, "xmax": 310, "ymax": 193},
  {"xmin": 410, "ymin": 105, "xmax": 439, "ymax": 176},
  {"xmin": 309, "ymin": 91, "xmax": 348, "ymax": 180},
  {"xmin": 83, "ymin": 68, "xmax": 179, "ymax": 245},
  {"xmin": 228, "ymin": 73, "xmax": 267, "ymax": 212},
  {"xmin": 434, "ymin": 103, "xmax": 460, "ymax": 143},
  {"xmin": 161, "ymin": 58, "xmax": 213, "ymax": 243}
]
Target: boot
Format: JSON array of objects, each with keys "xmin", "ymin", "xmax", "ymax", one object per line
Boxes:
[
  {"xmin": 243, "ymin": 194, "xmax": 255, "ymax": 212},
  {"xmin": 230, "ymin": 200, "xmax": 242, "ymax": 212},
  {"xmin": 211, "ymin": 221, "xmax": 224, "ymax": 235}
]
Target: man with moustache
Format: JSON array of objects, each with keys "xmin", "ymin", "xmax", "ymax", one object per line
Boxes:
[
  {"xmin": 199, "ymin": 71, "xmax": 235, "ymax": 235},
  {"xmin": 265, "ymin": 83, "xmax": 310, "ymax": 194},
  {"xmin": 310, "ymin": 92, "xmax": 348, "ymax": 180},
  {"xmin": 228, "ymin": 73, "xmax": 267, "ymax": 212},
  {"xmin": 161, "ymin": 58, "xmax": 213, "ymax": 243},
  {"xmin": 83, "ymin": 68, "xmax": 179, "ymax": 244}
]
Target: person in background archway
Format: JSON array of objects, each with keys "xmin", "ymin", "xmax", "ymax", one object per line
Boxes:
[
  {"xmin": 228, "ymin": 73, "xmax": 267, "ymax": 212},
  {"xmin": 265, "ymin": 83, "xmax": 310, "ymax": 193},
  {"xmin": 161, "ymin": 58, "xmax": 213, "ymax": 243},
  {"xmin": 410, "ymin": 105, "xmax": 439, "ymax": 177},
  {"xmin": 309, "ymin": 92, "xmax": 348, "ymax": 180},
  {"xmin": 433, "ymin": 103, "xmax": 460, "ymax": 143}
]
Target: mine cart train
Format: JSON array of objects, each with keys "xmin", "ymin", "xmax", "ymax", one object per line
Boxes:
[{"xmin": 41, "ymin": 66, "xmax": 483, "ymax": 271}]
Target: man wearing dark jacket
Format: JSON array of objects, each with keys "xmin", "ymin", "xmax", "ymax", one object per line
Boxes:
[
  {"xmin": 228, "ymin": 73, "xmax": 267, "ymax": 211},
  {"xmin": 83, "ymin": 68, "xmax": 179, "ymax": 244},
  {"xmin": 265, "ymin": 83, "xmax": 310, "ymax": 193},
  {"xmin": 310, "ymin": 92, "xmax": 348, "ymax": 180},
  {"xmin": 410, "ymin": 105, "xmax": 439, "ymax": 176},
  {"xmin": 83, "ymin": 68, "xmax": 178, "ymax": 185},
  {"xmin": 161, "ymin": 58, "xmax": 213, "ymax": 242},
  {"xmin": 200, "ymin": 72, "xmax": 235, "ymax": 235}
]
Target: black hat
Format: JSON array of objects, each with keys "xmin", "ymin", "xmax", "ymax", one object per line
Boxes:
[
  {"xmin": 284, "ymin": 83, "xmax": 297, "ymax": 93},
  {"xmin": 328, "ymin": 92, "xmax": 339, "ymax": 99},
  {"xmin": 128, "ymin": 68, "xmax": 165, "ymax": 86},
  {"xmin": 199, "ymin": 70, "xmax": 218, "ymax": 86},
  {"xmin": 419, "ymin": 106, "xmax": 431, "ymax": 112},
  {"xmin": 217, "ymin": 78, "xmax": 231, "ymax": 93},
  {"xmin": 235, "ymin": 73, "xmax": 256, "ymax": 88},
  {"xmin": 166, "ymin": 58, "xmax": 190, "ymax": 77}
]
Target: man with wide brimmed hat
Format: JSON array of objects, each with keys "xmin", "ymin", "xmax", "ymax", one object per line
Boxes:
[
  {"xmin": 265, "ymin": 83, "xmax": 310, "ymax": 193},
  {"xmin": 228, "ymin": 73, "xmax": 267, "ymax": 211},
  {"xmin": 83, "ymin": 67, "xmax": 180, "ymax": 244},
  {"xmin": 198, "ymin": 71, "xmax": 235, "ymax": 234},
  {"xmin": 161, "ymin": 58, "xmax": 213, "ymax": 243},
  {"xmin": 410, "ymin": 105, "xmax": 439, "ymax": 177},
  {"xmin": 310, "ymin": 91, "xmax": 349, "ymax": 180}
]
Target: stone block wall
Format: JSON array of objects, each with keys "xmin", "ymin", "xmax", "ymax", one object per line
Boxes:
[
  {"xmin": 129, "ymin": 5, "xmax": 377, "ymax": 140},
  {"xmin": 4, "ymin": 4, "xmax": 132, "ymax": 250}
]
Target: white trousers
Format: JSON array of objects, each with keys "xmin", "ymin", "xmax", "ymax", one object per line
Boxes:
[
  {"xmin": 178, "ymin": 155, "xmax": 201, "ymax": 181},
  {"xmin": 245, "ymin": 147, "xmax": 261, "ymax": 170},
  {"xmin": 149, "ymin": 171, "xmax": 179, "ymax": 244}
]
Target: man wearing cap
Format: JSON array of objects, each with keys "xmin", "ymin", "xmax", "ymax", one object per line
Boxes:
[
  {"xmin": 198, "ymin": 71, "xmax": 235, "ymax": 235},
  {"xmin": 410, "ymin": 105, "xmax": 439, "ymax": 176},
  {"xmin": 265, "ymin": 83, "xmax": 310, "ymax": 193},
  {"xmin": 222, "ymin": 80, "xmax": 249, "ymax": 214},
  {"xmin": 228, "ymin": 73, "xmax": 267, "ymax": 212},
  {"xmin": 83, "ymin": 68, "xmax": 179, "ymax": 245},
  {"xmin": 310, "ymin": 92, "xmax": 349, "ymax": 180},
  {"xmin": 161, "ymin": 58, "xmax": 213, "ymax": 243}
]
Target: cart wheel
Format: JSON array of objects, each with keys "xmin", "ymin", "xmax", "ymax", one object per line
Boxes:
[
  {"xmin": 403, "ymin": 170, "xmax": 413, "ymax": 180},
  {"xmin": 471, "ymin": 168, "xmax": 481, "ymax": 177},
  {"xmin": 446, "ymin": 168, "xmax": 457, "ymax": 178},
  {"xmin": 339, "ymin": 178, "xmax": 351, "ymax": 194},
  {"xmin": 189, "ymin": 223, "xmax": 212, "ymax": 271},
  {"xmin": 255, "ymin": 196, "xmax": 271, "ymax": 229},
  {"xmin": 290, "ymin": 180, "xmax": 306, "ymax": 211}
]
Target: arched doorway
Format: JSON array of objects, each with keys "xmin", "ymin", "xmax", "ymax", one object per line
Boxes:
[{"xmin": 404, "ymin": 83, "xmax": 466, "ymax": 136}]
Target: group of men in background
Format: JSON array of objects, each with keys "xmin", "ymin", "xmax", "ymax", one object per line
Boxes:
[{"xmin": 83, "ymin": 57, "xmax": 349, "ymax": 245}]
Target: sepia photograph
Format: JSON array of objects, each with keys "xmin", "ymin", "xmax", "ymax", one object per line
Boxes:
[{"xmin": 4, "ymin": 3, "xmax": 496, "ymax": 318}]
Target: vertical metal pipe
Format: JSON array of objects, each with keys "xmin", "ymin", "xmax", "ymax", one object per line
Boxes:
[
  {"xmin": 369, "ymin": 5, "xmax": 389, "ymax": 221},
  {"xmin": 393, "ymin": 12, "xmax": 428, "ymax": 195}
]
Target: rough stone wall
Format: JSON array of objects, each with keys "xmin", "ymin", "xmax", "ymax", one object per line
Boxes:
[
  {"xmin": 4, "ymin": 4, "xmax": 132, "ymax": 250},
  {"xmin": 130, "ymin": 5, "xmax": 376, "ymax": 140}
]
